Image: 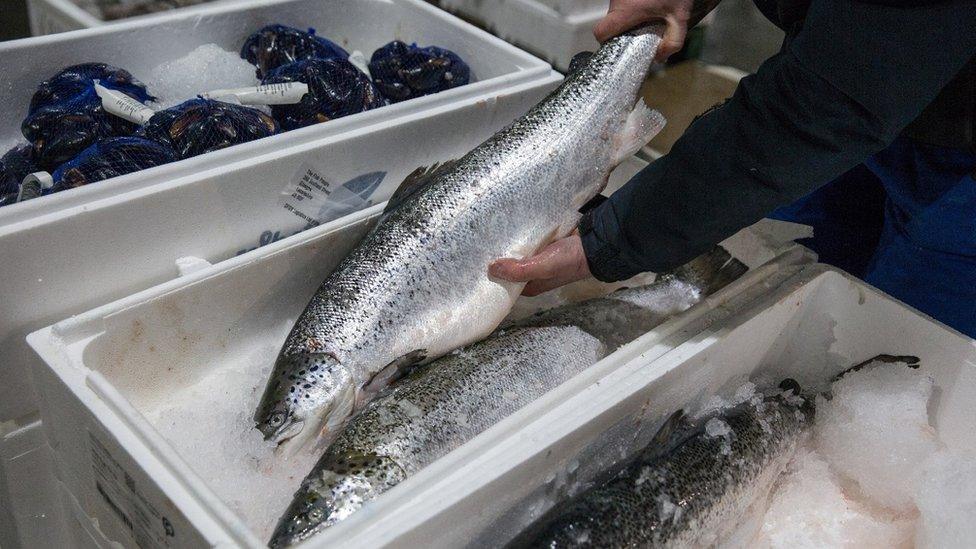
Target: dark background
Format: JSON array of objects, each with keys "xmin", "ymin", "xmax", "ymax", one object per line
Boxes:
[{"xmin": 1, "ymin": 0, "xmax": 31, "ymax": 40}]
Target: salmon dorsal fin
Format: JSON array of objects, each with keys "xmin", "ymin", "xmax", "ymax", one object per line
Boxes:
[{"xmin": 382, "ymin": 160, "xmax": 459, "ymax": 215}]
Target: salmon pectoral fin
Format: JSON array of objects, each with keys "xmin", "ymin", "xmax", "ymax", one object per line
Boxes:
[
  {"xmin": 382, "ymin": 160, "xmax": 460, "ymax": 215},
  {"xmin": 612, "ymin": 98, "xmax": 666, "ymax": 165},
  {"xmin": 362, "ymin": 349, "xmax": 429, "ymax": 397}
]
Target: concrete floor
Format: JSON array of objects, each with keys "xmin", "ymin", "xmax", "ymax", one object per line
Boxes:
[
  {"xmin": 703, "ymin": 0, "xmax": 784, "ymax": 73},
  {"xmin": 1, "ymin": 0, "xmax": 31, "ymax": 41}
]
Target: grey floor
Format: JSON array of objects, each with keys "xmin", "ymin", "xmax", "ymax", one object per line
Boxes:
[
  {"xmin": 1, "ymin": 0, "xmax": 31, "ymax": 41},
  {"xmin": 703, "ymin": 0, "xmax": 784, "ymax": 73}
]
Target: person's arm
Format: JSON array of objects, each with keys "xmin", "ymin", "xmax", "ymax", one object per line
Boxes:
[
  {"xmin": 594, "ymin": 0, "xmax": 724, "ymax": 62},
  {"xmin": 493, "ymin": 0, "xmax": 976, "ymax": 292}
]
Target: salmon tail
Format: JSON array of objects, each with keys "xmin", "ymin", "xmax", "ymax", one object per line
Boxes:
[{"xmin": 669, "ymin": 246, "xmax": 748, "ymax": 297}]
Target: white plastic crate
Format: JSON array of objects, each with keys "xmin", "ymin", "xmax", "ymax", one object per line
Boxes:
[
  {"xmin": 0, "ymin": 420, "xmax": 69, "ymax": 549},
  {"xmin": 27, "ymin": 0, "xmax": 103, "ymax": 35},
  {"xmin": 320, "ymin": 264, "xmax": 976, "ymax": 547},
  {"xmin": 24, "ymin": 152, "xmax": 812, "ymax": 547},
  {"xmin": 1, "ymin": 0, "xmax": 554, "ymax": 223},
  {"xmin": 0, "ymin": 70, "xmax": 560, "ymax": 545},
  {"xmin": 437, "ymin": 0, "xmax": 604, "ymax": 71}
]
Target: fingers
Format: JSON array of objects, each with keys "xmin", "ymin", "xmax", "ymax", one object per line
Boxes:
[
  {"xmin": 489, "ymin": 234, "xmax": 593, "ymax": 296},
  {"xmin": 592, "ymin": 4, "xmax": 690, "ymax": 63}
]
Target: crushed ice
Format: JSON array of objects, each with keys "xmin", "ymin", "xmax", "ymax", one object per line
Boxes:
[
  {"xmin": 147, "ymin": 44, "xmax": 260, "ymax": 109},
  {"xmin": 756, "ymin": 360, "xmax": 974, "ymax": 548}
]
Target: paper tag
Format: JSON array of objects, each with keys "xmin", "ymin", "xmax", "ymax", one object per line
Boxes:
[
  {"xmin": 94, "ymin": 81, "xmax": 155, "ymax": 125},
  {"xmin": 279, "ymin": 163, "xmax": 386, "ymax": 227},
  {"xmin": 202, "ymin": 82, "xmax": 309, "ymax": 106},
  {"xmin": 89, "ymin": 431, "xmax": 178, "ymax": 548}
]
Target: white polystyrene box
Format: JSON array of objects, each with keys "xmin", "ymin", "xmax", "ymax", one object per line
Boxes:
[
  {"xmin": 27, "ymin": 0, "xmax": 103, "ymax": 35},
  {"xmin": 0, "ymin": 420, "xmax": 70, "ymax": 549},
  {"xmin": 0, "ymin": 69, "xmax": 561, "ymax": 426},
  {"xmin": 24, "ymin": 153, "xmax": 810, "ymax": 547},
  {"xmin": 1, "ymin": 0, "xmax": 553, "ymax": 222},
  {"xmin": 0, "ymin": 71, "xmax": 560, "ymax": 546},
  {"xmin": 322, "ymin": 264, "xmax": 976, "ymax": 548},
  {"xmin": 437, "ymin": 0, "xmax": 604, "ymax": 71}
]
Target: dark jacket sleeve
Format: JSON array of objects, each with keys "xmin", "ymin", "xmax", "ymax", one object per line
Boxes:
[{"xmin": 581, "ymin": 0, "xmax": 976, "ymax": 281}]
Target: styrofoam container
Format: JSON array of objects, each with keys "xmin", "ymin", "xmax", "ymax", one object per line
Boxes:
[
  {"xmin": 437, "ymin": 0, "xmax": 604, "ymax": 70},
  {"xmin": 1, "ymin": 0, "xmax": 553, "ymax": 222},
  {"xmin": 24, "ymin": 151, "xmax": 811, "ymax": 547},
  {"xmin": 0, "ymin": 69, "xmax": 560, "ymax": 427},
  {"xmin": 26, "ymin": 0, "xmax": 229, "ymax": 35},
  {"xmin": 527, "ymin": 0, "xmax": 607, "ymax": 16},
  {"xmin": 320, "ymin": 264, "xmax": 976, "ymax": 547},
  {"xmin": 0, "ymin": 72, "xmax": 560, "ymax": 546},
  {"xmin": 0, "ymin": 419, "xmax": 70, "ymax": 549},
  {"xmin": 27, "ymin": 0, "xmax": 102, "ymax": 35}
]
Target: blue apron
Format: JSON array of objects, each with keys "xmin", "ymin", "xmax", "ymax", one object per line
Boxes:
[{"xmin": 771, "ymin": 136, "xmax": 976, "ymax": 337}]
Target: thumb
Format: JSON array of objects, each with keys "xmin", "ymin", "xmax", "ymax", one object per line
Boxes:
[
  {"xmin": 656, "ymin": 15, "xmax": 688, "ymax": 62},
  {"xmin": 594, "ymin": 9, "xmax": 652, "ymax": 43}
]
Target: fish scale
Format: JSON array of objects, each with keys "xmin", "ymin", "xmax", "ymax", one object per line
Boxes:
[{"xmin": 254, "ymin": 27, "xmax": 666, "ymax": 453}]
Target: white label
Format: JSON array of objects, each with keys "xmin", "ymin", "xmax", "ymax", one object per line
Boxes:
[
  {"xmin": 89, "ymin": 431, "xmax": 178, "ymax": 548},
  {"xmin": 94, "ymin": 82, "xmax": 155, "ymax": 125},
  {"xmin": 278, "ymin": 163, "xmax": 386, "ymax": 227},
  {"xmin": 202, "ymin": 82, "xmax": 309, "ymax": 106}
]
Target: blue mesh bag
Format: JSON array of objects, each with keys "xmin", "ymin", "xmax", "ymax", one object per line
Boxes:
[
  {"xmin": 141, "ymin": 99, "xmax": 279, "ymax": 159},
  {"xmin": 262, "ymin": 58, "xmax": 385, "ymax": 131},
  {"xmin": 368, "ymin": 41, "xmax": 471, "ymax": 103},
  {"xmin": 50, "ymin": 137, "xmax": 176, "ymax": 191},
  {"xmin": 0, "ymin": 144, "xmax": 36, "ymax": 207},
  {"xmin": 27, "ymin": 63, "xmax": 152, "ymax": 114},
  {"xmin": 241, "ymin": 24, "xmax": 349, "ymax": 79},
  {"xmin": 22, "ymin": 63, "xmax": 153, "ymax": 171}
]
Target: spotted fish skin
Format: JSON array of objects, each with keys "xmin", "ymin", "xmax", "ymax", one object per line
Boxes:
[
  {"xmin": 254, "ymin": 28, "xmax": 666, "ymax": 451},
  {"xmin": 509, "ymin": 393, "xmax": 812, "ymax": 549},
  {"xmin": 268, "ymin": 326, "xmax": 605, "ymax": 547}
]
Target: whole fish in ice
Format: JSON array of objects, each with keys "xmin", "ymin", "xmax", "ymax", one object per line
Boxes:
[
  {"xmin": 268, "ymin": 326, "xmax": 606, "ymax": 547},
  {"xmin": 508, "ymin": 382, "xmax": 811, "ymax": 549},
  {"xmin": 504, "ymin": 246, "xmax": 746, "ymax": 352},
  {"xmin": 254, "ymin": 27, "xmax": 667, "ymax": 451},
  {"xmin": 268, "ymin": 247, "xmax": 747, "ymax": 546}
]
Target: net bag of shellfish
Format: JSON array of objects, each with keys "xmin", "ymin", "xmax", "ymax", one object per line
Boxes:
[
  {"xmin": 260, "ymin": 58, "xmax": 386, "ymax": 131},
  {"xmin": 241, "ymin": 25, "xmax": 350, "ymax": 79},
  {"xmin": 0, "ymin": 144, "xmax": 36, "ymax": 207},
  {"xmin": 49, "ymin": 137, "xmax": 177, "ymax": 192},
  {"xmin": 141, "ymin": 99, "xmax": 280, "ymax": 159},
  {"xmin": 368, "ymin": 41, "xmax": 472, "ymax": 103},
  {"xmin": 21, "ymin": 63, "xmax": 154, "ymax": 172}
]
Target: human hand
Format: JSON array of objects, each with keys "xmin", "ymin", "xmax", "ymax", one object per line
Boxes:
[
  {"xmin": 594, "ymin": 0, "xmax": 719, "ymax": 62},
  {"xmin": 489, "ymin": 232, "xmax": 592, "ymax": 297}
]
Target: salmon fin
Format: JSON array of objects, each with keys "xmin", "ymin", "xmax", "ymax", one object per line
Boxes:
[
  {"xmin": 578, "ymin": 193, "xmax": 609, "ymax": 214},
  {"xmin": 651, "ymin": 409, "xmax": 688, "ymax": 447},
  {"xmin": 568, "ymin": 51, "xmax": 594, "ymax": 75},
  {"xmin": 832, "ymin": 354, "xmax": 920, "ymax": 382},
  {"xmin": 669, "ymin": 245, "xmax": 747, "ymax": 296},
  {"xmin": 382, "ymin": 160, "xmax": 458, "ymax": 214},
  {"xmin": 612, "ymin": 98, "xmax": 665, "ymax": 165},
  {"xmin": 362, "ymin": 349, "xmax": 428, "ymax": 395}
]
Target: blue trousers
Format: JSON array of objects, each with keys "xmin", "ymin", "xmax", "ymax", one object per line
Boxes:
[{"xmin": 771, "ymin": 137, "xmax": 976, "ymax": 338}]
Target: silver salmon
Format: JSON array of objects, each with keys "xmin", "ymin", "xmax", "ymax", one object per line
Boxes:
[
  {"xmin": 254, "ymin": 27, "xmax": 666, "ymax": 452},
  {"xmin": 268, "ymin": 326, "xmax": 606, "ymax": 547},
  {"xmin": 508, "ymin": 383, "xmax": 811, "ymax": 548},
  {"xmin": 268, "ymin": 247, "xmax": 747, "ymax": 546}
]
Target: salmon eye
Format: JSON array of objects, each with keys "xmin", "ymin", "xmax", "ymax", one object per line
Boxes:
[{"xmin": 269, "ymin": 412, "xmax": 286, "ymax": 427}]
